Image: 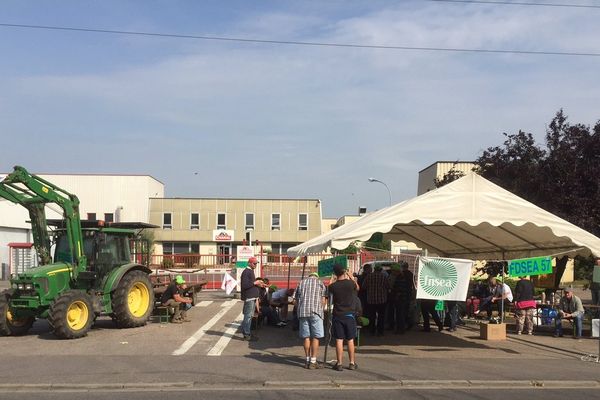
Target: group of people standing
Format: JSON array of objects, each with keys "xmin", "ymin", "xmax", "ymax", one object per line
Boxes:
[
  {"xmin": 237, "ymin": 258, "xmax": 599, "ymax": 371},
  {"xmin": 292, "ymin": 263, "xmax": 361, "ymax": 371},
  {"xmin": 358, "ymin": 262, "xmax": 415, "ymax": 335},
  {"xmin": 240, "ymin": 259, "xmax": 360, "ymax": 371}
]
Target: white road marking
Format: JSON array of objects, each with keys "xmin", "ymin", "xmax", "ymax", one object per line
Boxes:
[
  {"xmin": 172, "ymin": 301, "xmax": 237, "ymax": 356},
  {"xmin": 206, "ymin": 312, "xmax": 244, "ymax": 356},
  {"xmin": 221, "ymin": 299, "xmax": 238, "ymax": 307},
  {"xmin": 195, "ymin": 301, "xmax": 213, "ymax": 307}
]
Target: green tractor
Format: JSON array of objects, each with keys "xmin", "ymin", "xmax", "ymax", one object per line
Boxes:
[{"xmin": 0, "ymin": 166, "xmax": 155, "ymax": 339}]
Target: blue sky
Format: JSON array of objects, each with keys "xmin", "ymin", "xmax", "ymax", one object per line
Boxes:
[{"xmin": 1, "ymin": 0, "xmax": 599, "ymax": 218}]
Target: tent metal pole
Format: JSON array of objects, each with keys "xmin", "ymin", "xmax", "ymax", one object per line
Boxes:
[
  {"xmin": 323, "ymin": 293, "xmax": 333, "ymax": 365},
  {"xmin": 500, "ymin": 268, "xmax": 505, "ymax": 324},
  {"xmin": 301, "ymin": 258, "xmax": 306, "ymax": 280},
  {"xmin": 286, "ymin": 258, "xmax": 292, "ymax": 289}
]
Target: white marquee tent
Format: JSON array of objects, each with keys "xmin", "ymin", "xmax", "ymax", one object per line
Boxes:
[{"xmin": 288, "ymin": 173, "xmax": 600, "ymax": 260}]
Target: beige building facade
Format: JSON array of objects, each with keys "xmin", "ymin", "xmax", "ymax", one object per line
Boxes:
[
  {"xmin": 417, "ymin": 161, "xmax": 475, "ymax": 195},
  {"xmin": 149, "ymin": 198, "xmax": 323, "ymax": 260}
]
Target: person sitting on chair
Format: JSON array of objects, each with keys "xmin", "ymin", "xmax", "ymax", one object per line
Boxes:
[
  {"xmin": 554, "ymin": 287, "xmax": 584, "ymax": 339},
  {"xmin": 270, "ymin": 288, "xmax": 295, "ymax": 321},
  {"xmin": 258, "ymin": 279, "xmax": 286, "ymax": 327},
  {"xmin": 476, "ymin": 277, "xmax": 512, "ymax": 321},
  {"xmin": 161, "ymin": 275, "xmax": 193, "ymax": 323}
]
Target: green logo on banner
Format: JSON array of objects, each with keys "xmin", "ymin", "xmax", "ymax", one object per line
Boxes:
[
  {"xmin": 508, "ymin": 256, "xmax": 552, "ymax": 277},
  {"xmin": 419, "ymin": 259, "xmax": 458, "ymax": 297},
  {"xmin": 317, "ymin": 255, "xmax": 347, "ymax": 277}
]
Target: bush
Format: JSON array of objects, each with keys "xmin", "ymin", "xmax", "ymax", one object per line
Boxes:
[{"xmin": 161, "ymin": 257, "xmax": 174, "ymax": 269}]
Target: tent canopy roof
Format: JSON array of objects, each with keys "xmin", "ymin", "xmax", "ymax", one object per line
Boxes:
[{"xmin": 288, "ymin": 173, "xmax": 600, "ymax": 260}]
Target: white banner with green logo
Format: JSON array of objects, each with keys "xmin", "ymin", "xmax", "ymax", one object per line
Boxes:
[{"xmin": 416, "ymin": 257, "xmax": 473, "ymax": 301}]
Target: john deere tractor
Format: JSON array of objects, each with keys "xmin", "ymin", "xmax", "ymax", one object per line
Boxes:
[{"xmin": 0, "ymin": 166, "xmax": 155, "ymax": 339}]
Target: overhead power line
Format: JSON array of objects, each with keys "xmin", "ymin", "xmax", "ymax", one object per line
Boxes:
[
  {"xmin": 1, "ymin": 22, "xmax": 599, "ymax": 57},
  {"xmin": 426, "ymin": 0, "xmax": 600, "ymax": 8}
]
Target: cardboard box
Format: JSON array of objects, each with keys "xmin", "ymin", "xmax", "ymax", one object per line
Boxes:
[{"xmin": 480, "ymin": 322, "xmax": 506, "ymax": 340}]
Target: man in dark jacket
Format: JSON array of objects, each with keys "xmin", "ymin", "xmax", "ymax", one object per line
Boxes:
[{"xmin": 240, "ymin": 257, "xmax": 266, "ymax": 341}]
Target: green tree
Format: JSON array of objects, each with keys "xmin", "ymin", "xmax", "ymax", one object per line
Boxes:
[
  {"xmin": 363, "ymin": 232, "xmax": 391, "ymax": 252},
  {"xmin": 473, "ymin": 110, "xmax": 600, "ymax": 279},
  {"xmin": 433, "ymin": 161, "xmax": 467, "ymax": 188}
]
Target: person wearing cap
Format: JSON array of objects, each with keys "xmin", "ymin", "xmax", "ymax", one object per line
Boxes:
[
  {"xmin": 161, "ymin": 275, "xmax": 193, "ymax": 323},
  {"xmin": 328, "ymin": 264, "xmax": 359, "ymax": 371},
  {"xmin": 294, "ymin": 271, "xmax": 327, "ymax": 369},
  {"xmin": 554, "ymin": 287, "xmax": 584, "ymax": 338},
  {"xmin": 240, "ymin": 256, "xmax": 267, "ymax": 341}
]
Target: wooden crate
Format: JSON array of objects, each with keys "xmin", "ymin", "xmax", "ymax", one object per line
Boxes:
[{"xmin": 480, "ymin": 322, "xmax": 506, "ymax": 340}]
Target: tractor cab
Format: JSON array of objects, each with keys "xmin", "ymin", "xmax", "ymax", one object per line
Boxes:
[{"xmin": 51, "ymin": 220, "xmax": 154, "ymax": 278}]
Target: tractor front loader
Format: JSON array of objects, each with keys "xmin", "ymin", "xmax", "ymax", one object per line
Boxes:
[{"xmin": 0, "ymin": 166, "xmax": 155, "ymax": 339}]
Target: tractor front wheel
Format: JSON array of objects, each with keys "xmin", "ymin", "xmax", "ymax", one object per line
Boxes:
[
  {"xmin": 112, "ymin": 270, "xmax": 154, "ymax": 328},
  {"xmin": 48, "ymin": 290, "xmax": 94, "ymax": 339},
  {"xmin": 0, "ymin": 290, "xmax": 34, "ymax": 336}
]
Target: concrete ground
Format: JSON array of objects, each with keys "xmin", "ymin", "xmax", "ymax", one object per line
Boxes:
[{"xmin": 1, "ymin": 281, "xmax": 600, "ymax": 398}]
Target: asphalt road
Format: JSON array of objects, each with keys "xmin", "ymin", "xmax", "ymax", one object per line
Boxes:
[
  {"xmin": 1, "ymin": 290, "xmax": 600, "ymax": 399},
  {"xmin": 2, "ymin": 389, "xmax": 600, "ymax": 400}
]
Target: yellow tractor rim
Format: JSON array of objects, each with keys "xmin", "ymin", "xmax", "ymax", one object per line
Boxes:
[
  {"xmin": 6, "ymin": 309, "xmax": 27, "ymax": 327},
  {"xmin": 67, "ymin": 300, "xmax": 89, "ymax": 331},
  {"xmin": 128, "ymin": 282, "xmax": 150, "ymax": 318}
]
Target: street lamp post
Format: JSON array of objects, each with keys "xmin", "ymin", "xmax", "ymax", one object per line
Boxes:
[{"xmin": 368, "ymin": 177, "xmax": 392, "ymax": 206}]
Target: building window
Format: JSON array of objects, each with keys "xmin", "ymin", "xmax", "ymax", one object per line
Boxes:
[
  {"xmin": 298, "ymin": 213, "xmax": 308, "ymax": 231},
  {"xmin": 245, "ymin": 231, "xmax": 252, "ymax": 244},
  {"xmin": 104, "ymin": 213, "xmax": 114, "ymax": 223},
  {"xmin": 245, "ymin": 213, "xmax": 254, "ymax": 230},
  {"xmin": 271, "ymin": 213, "xmax": 280, "ymax": 230},
  {"xmin": 173, "ymin": 242, "xmax": 189, "ymax": 254},
  {"xmin": 163, "ymin": 242, "xmax": 173, "ymax": 255},
  {"xmin": 217, "ymin": 213, "xmax": 226, "ymax": 230},
  {"xmin": 86, "ymin": 213, "xmax": 96, "ymax": 221},
  {"xmin": 163, "ymin": 242, "xmax": 199, "ymax": 255},
  {"xmin": 163, "ymin": 213, "xmax": 172, "ymax": 229},
  {"xmin": 190, "ymin": 213, "xmax": 199, "ymax": 230}
]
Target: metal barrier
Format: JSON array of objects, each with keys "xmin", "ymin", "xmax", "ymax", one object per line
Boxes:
[{"xmin": 149, "ymin": 252, "xmax": 422, "ymax": 291}]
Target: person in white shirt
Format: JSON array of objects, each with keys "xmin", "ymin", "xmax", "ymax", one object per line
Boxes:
[
  {"xmin": 270, "ymin": 288, "xmax": 295, "ymax": 321},
  {"xmin": 475, "ymin": 277, "xmax": 513, "ymax": 321}
]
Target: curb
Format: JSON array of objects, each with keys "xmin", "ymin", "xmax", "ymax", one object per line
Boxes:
[{"xmin": 1, "ymin": 380, "xmax": 600, "ymax": 392}]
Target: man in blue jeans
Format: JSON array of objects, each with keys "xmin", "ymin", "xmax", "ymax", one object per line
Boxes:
[
  {"xmin": 294, "ymin": 272, "xmax": 327, "ymax": 369},
  {"xmin": 240, "ymin": 257, "xmax": 266, "ymax": 341},
  {"xmin": 554, "ymin": 288, "xmax": 584, "ymax": 339}
]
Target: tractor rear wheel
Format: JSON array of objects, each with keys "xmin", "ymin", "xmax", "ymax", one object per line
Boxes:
[
  {"xmin": 0, "ymin": 290, "xmax": 34, "ymax": 336},
  {"xmin": 112, "ymin": 270, "xmax": 154, "ymax": 328},
  {"xmin": 48, "ymin": 290, "xmax": 94, "ymax": 339}
]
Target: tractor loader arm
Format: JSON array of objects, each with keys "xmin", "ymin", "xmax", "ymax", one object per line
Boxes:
[{"xmin": 0, "ymin": 166, "xmax": 86, "ymax": 275}]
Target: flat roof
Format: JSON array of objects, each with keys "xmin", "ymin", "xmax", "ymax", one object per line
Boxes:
[
  {"xmin": 1, "ymin": 171, "xmax": 164, "ymax": 185},
  {"xmin": 151, "ymin": 197, "xmax": 321, "ymax": 202},
  {"xmin": 418, "ymin": 161, "xmax": 476, "ymax": 174}
]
